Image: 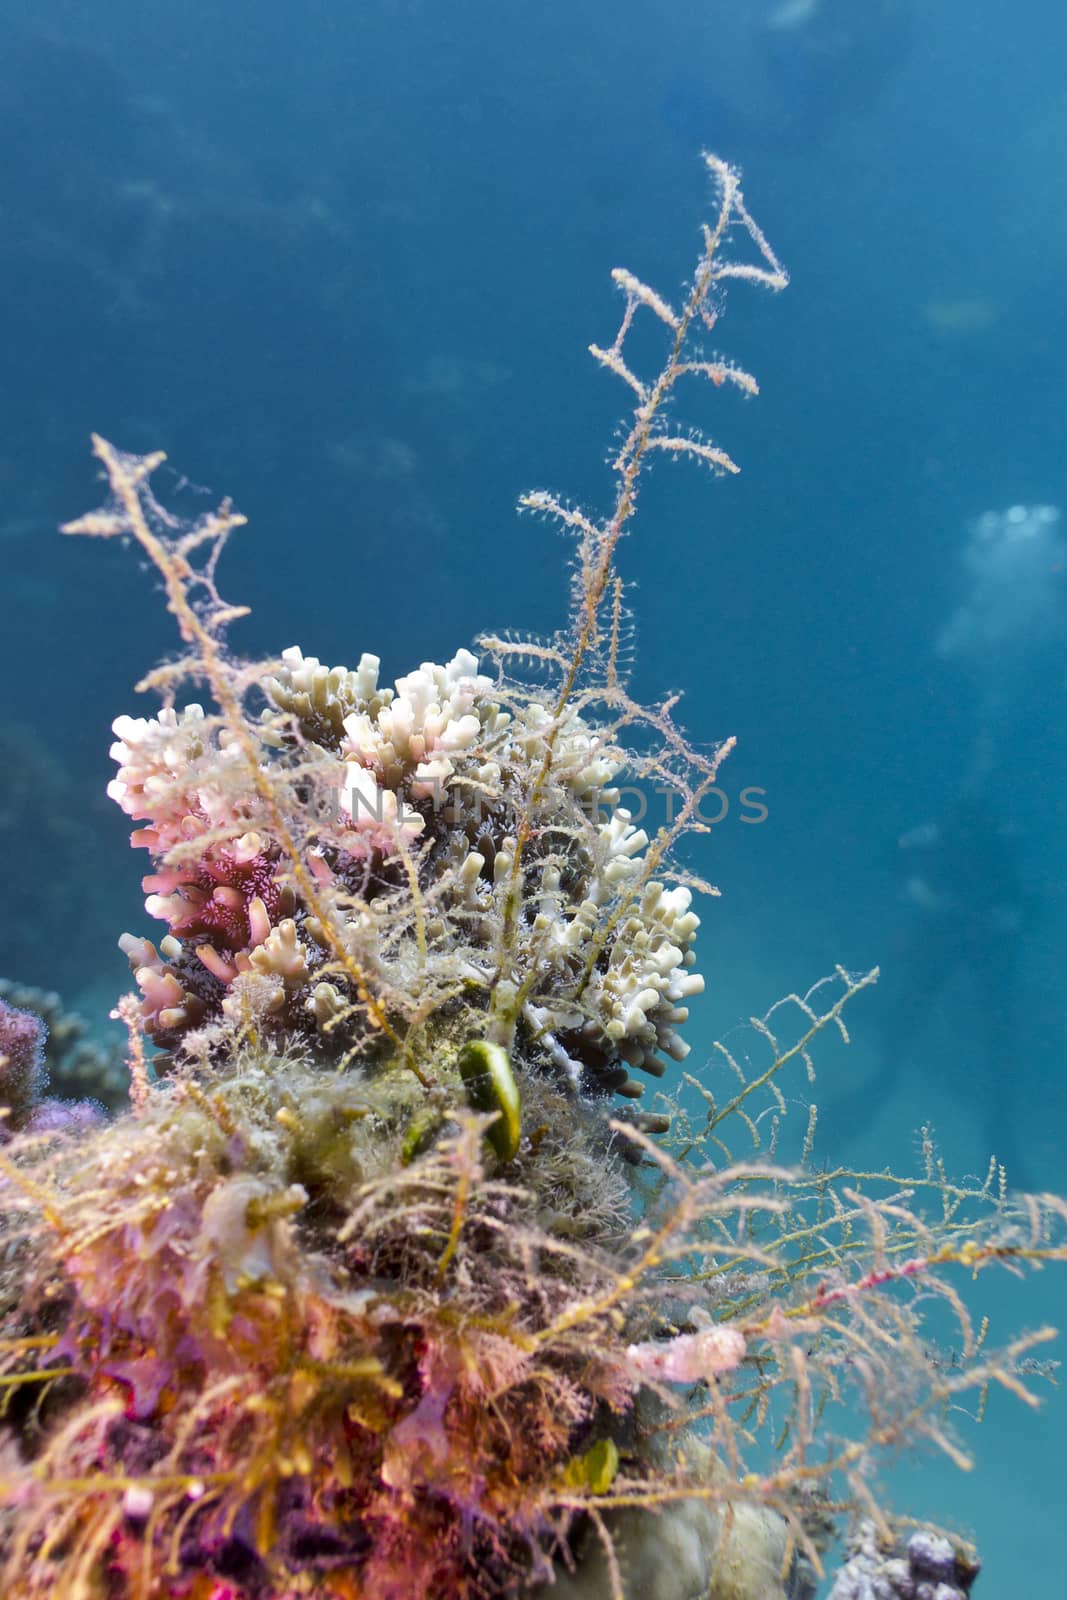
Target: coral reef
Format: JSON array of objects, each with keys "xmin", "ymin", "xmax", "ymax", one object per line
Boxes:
[
  {"xmin": 108, "ymin": 642, "xmax": 702, "ymax": 1109},
  {"xmin": 0, "ymin": 1053, "xmax": 640, "ymax": 1595},
  {"xmin": 0, "ymin": 158, "xmax": 1064, "ymax": 1600},
  {"xmin": 6, "ymin": 963, "xmax": 1055, "ymax": 1600},
  {"xmin": 0, "ymin": 981, "xmax": 129, "ymax": 1112},
  {"xmin": 0, "ymin": 993, "xmax": 106, "ymax": 1139},
  {"xmin": 828, "ymin": 1522, "xmax": 979, "ymax": 1600}
]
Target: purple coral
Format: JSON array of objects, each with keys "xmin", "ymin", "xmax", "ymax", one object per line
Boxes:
[
  {"xmin": 25, "ymin": 1098, "xmax": 103, "ymax": 1137},
  {"xmin": 828, "ymin": 1522, "xmax": 979, "ymax": 1600},
  {"xmin": 0, "ymin": 997, "xmax": 102, "ymax": 1139},
  {"xmin": 0, "ymin": 996, "xmax": 46, "ymax": 1134}
]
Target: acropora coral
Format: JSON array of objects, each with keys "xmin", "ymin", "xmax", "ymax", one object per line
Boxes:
[
  {"xmin": 0, "ymin": 156, "xmax": 1064, "ymax": 1600},
  {"xmin": 108, "ymin": 639, "xmax": 702, "ymax": 1107}
]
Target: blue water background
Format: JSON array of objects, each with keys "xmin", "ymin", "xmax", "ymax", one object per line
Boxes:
[{"xmin": 1, "ymin": 0, "xmax": 1065, "ymax": 1586}]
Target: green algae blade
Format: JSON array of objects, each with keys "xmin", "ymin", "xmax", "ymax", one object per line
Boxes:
[{"xmin": 457, "ymin": 1039, "xmax": 521, "ymax": 1161}]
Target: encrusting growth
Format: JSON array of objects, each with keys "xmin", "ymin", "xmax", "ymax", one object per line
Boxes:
[{"xmin": 0, "ymin": 156, "xmax": 1064, "ymax": 1600}]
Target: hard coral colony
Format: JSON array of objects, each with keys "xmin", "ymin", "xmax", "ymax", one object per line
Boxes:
[{"xmin": 0, "ymin": 158, "xmax": 1064, "ymax": 1600}]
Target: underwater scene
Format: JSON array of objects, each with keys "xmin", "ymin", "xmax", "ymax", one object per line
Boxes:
[{"xmin": 1, "ymin": 0, "xmax": 1065, "ymax": 1595}]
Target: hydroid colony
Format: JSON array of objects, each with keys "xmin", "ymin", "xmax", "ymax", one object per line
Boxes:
[{"xmin": 0, "ymin": 158, "xmax": 1063, "ymax": 1600}]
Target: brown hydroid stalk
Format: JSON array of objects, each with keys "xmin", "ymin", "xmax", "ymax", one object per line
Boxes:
[
  {"xmin": 63, "ymin": 435, "xmax": 416, "ymax": 1073},
  {"xmin": 490, "ymin": 156, "xmax": 787, "ymax": 1043}
]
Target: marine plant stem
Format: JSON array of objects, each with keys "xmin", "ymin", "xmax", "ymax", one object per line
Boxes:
[{"xmin": 71, "ymin": 436, "xmax": 424, "ymax": 1081}]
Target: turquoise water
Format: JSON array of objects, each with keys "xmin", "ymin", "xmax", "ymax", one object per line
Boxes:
[{"xmin": 1, "ymin": 1, "xmax": 1064, "ymax": 1588}]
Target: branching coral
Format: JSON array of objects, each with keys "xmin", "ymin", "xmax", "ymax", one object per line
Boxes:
[
  {"xmin": 105, "ymin": 637, "xmax": 703, "ymax": 1104},
  {"xmin": 0, "ymin": 156, "xmax": 1064, "ymax": 1600}
]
